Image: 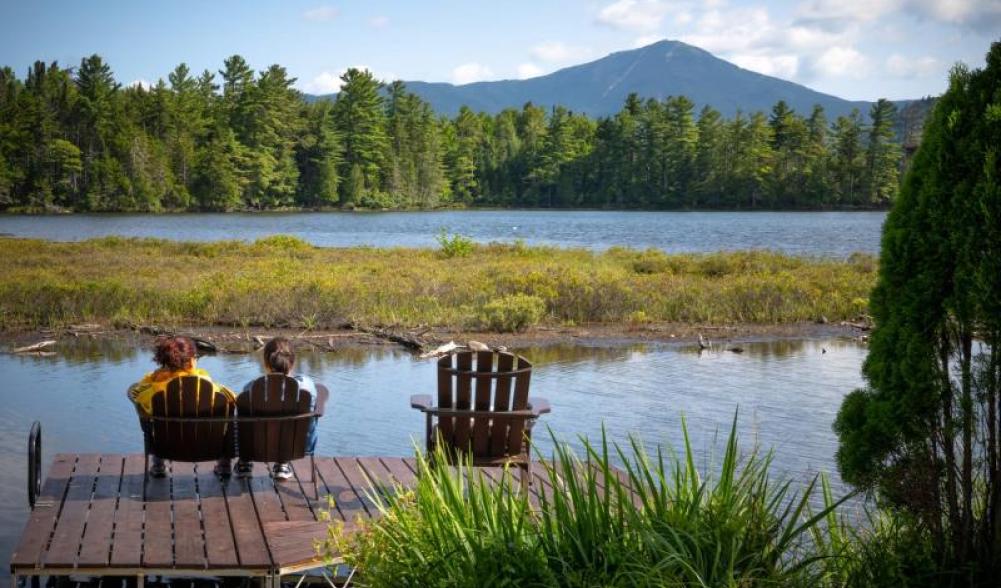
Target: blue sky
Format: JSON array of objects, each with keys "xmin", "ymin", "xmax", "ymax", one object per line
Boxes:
[{"xmin": 1, "ymin": 0, "xmax": 998, "ymax": 101}]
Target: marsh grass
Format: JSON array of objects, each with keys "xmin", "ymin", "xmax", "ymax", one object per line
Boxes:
[
  {"xmin": 0, "ymin": 236, "xmax": 875, "ymax": 331},
  {"xmin": 323, "ymin": 417, "xmax": 849, "ymax": 587}
]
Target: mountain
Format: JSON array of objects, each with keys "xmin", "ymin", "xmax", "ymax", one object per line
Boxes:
[{"xmin": 309, "ymin": 40, "xmax": 883, "ymax": 119}]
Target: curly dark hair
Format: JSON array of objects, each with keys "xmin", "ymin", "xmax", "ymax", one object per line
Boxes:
[
  {"xmin": 263, "ymin": 336, "xmax": 295, "ymax": 374},
  {"xmin": 153, "ymin": 335, "xmax": 197, "ymax": 371}
]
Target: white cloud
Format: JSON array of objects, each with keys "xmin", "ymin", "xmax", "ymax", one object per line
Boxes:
[
  {"xmin": 596, "ymin": 0, "xmax": 672, "ymax": 32},
  {"xmin": 530, "ymin": 42, "xmax": 592, "ymax": 64},
  {"xmin": 304, "ymin": 71, "xmax": 345, "ymax": 94},
  {"xmin": 731, "ymin": 54, "xmax": 800, "ymax": 78},
  {"xmin": 814, "ymin": 46, "xmax": 870, "ymax": 78},
  {"xmin": 128, "ymin": 79, "xmax": 151, "ymax": 89},
  {"xmin": 885, "ymin": 54, "xmax": 940, "ymax": 78},
  {"xmin": 795, "ymin": 0, "xmax": 902, "ymax": 28},
  {"xmin": 304, "ymin": 65, "xmax": 383, "ymax": 94},
  {"xmin": 517, "ymin": 63, "xmax": 544, "ymax": 79},
  {"xmin": 452, "ymin": 63, "xmax": 494, "ymax": 84},
  {"xmin": 369, "ymin": 15, "xmax": 390, "ymax": 29},
  {"xmin": 303, "ymin": 5, "xmax": 339, "ymax": 22},
  {"xmin": 909, "ymin": 0, "xmax": 1001, "ymax": 31}
]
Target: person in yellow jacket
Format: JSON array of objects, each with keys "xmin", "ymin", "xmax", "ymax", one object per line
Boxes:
[{"xmin": 128, "ymin": 335, "xmax": 236, "ymax": 477}]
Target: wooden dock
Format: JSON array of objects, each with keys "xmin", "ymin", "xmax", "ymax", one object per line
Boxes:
[{"xmin": 9, "ymin": 453, "xmax": 588, "ymax": 587}]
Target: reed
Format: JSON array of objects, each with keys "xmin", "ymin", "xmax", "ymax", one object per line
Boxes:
[{"xmin": 323, "ymin": 417, "xmax": 847, "ymax": 587}]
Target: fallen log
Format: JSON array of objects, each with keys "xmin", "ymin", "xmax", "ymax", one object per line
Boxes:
[
  {"xmin": 351, "ymin": 323, "xmax": 428, "ymax": 352},
  {"xmin": 12, "ymin": 340, "xmax": 57, "ymax": 353}
]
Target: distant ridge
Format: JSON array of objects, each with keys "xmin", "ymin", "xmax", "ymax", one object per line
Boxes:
[{"xmin": 309, "ymin": 40, "xmax": 900, "ymax": 119}]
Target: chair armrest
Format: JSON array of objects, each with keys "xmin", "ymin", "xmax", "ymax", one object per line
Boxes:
[
  {"xmin": 314, "ymin": 384, "xmax": 330, "ymax": 416},
  {"xmin": 528, "ymin": 398, "xmax": 551, "ymax": 417},
  {"xmin": 410, "ymin": 394, "xmax": 433, "ymax": 411}
]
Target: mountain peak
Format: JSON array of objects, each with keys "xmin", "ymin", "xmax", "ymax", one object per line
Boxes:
[{"xmin": 313, "ymin": 41, "xmax": 874, "ymax": 118}]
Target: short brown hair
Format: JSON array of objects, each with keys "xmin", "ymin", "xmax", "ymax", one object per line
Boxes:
[
  {"xmin": 153, "ymin": 336, "xmax": 197, "ymax": 371},
  {"xmin": 263, "ymin": 337, "xmax": 295, "ymax": 374}
]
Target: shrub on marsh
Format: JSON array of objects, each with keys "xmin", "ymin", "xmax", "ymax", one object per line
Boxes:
[{"xmin": 478, "ymin": 293, "xmax": 545, "ymax": 332}]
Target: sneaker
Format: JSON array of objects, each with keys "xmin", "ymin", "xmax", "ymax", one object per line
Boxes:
[
  {"xmin": 272, "ymin": 463, "xmax": 293, "ymax": 481},
  {"xmin": 149, "ymin": 457, "xmax": 167, "ymax": 478},
  {"xmin": 214, "ymin": 460, "xmax": 232, "ymax": 478},
  {"xmin": 235, "ymin": 460, "xmax": 254, "ymax": 478}
]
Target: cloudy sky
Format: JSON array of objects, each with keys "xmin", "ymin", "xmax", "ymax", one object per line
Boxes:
[{"xmin": 2, "ymin": 0, "xmax": 998, "ymax": 101}]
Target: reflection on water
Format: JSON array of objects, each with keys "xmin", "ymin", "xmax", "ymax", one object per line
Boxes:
[{"xmin": 0, "ymin": 338, "xmax": 866, "ymax": 563}]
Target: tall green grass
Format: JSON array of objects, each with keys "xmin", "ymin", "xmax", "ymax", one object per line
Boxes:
[
  {"xmin": 0, "ymin": 236, "xmax": 875, "ymax": 331},
  {"xmin": 322, "ymin": 417, "xmax": 848, "ymax": 587}
]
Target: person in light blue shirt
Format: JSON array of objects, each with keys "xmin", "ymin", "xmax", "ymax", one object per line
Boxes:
[{"xmin": 236, "ymin": 337, "xmax": 326, "ymax": 480}]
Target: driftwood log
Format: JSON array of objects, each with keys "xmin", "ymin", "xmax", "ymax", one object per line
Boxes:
[{"xmin": 11, "ymin": 340, "xmax": 57, "ymax": 353}]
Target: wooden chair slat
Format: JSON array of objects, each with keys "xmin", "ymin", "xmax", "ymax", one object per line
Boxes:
[
  {"xmin": 237, "ymin": 375, "xmax": 314, "ymax": 464},
  {"xmin": 453, "ymin": 352, "xmax": 474, "ymax": 449},
  {"xmin": 436, "ymin": 354, "xmax": 454, "ymax": 441},
  {"xmin": 490, "ymin": 353, "xmax": 515, "ymax": 456},
  {"xmin": 472, "ymin": 351, "xmax": 494, "ymax": 456},
  {"xmin": 506, "ymin": 356, "xmax": 533, "ymax": 457}
]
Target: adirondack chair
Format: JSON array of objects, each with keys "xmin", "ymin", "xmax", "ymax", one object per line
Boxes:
[
  {"xmin": 140, "ymin": 375, "xmax": 236, "ymax": 489},
  {"xmin": 236, "ymin": 374, "xmax": 322, "ymax": 498},
  {"xmin": 410, "ymin": 350, "xmax": 551, "ymax": 489}
]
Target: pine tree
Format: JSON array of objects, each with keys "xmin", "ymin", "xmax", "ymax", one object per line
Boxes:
[
  {"xmin": 333, "ymin": 68, "xmax": 388, "ymax": 206},
  {"xmin": 834, "ymin": 42, "xmax": 1001, "ymax": 581}
]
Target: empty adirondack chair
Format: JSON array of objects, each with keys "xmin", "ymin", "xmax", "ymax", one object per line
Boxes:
[
  {"xmin": 141, "ymin": 375, "xmax": 236, "ymax": 487},
  {"xmin": 236, "ymin": 374, "xmax": 322, "ymax": 497},
  {"xmin": 410, "ymin": 350, "xmax": 551, "ymax": 489}
]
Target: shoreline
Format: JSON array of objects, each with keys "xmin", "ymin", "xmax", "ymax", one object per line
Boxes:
[{"xmin": 0, "ymin": 321, "xmax": 868, "ymax": 354}]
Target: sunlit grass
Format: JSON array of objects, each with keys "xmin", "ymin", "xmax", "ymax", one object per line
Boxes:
[{"xmin": 0, "ymin": 235, "xmax": 875, "ymax": 331}]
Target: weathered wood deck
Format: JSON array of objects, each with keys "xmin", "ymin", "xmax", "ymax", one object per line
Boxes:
[{"xmin": 10, "ymin": 454, "xmax": 597, "ymax": 586}]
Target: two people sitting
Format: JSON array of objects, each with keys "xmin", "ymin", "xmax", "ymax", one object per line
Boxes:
[{"xmin": 128, "ymin": 335, "xmax": 323, "ymax": 481}]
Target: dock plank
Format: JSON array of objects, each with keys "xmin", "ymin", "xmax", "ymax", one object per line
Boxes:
[
  {"xmin": 77, "ymin": 455, "xmax": 124, "ymax": 567},
  {"xmin": 10, "ymin": 453, "xmax": 77, "ymax": 568},
  {"xmin": 45, "ymin": 454, "xmax": 101, "ymax": 568},
  {"xmin": 280, "ymin": 458, "xmax": 318, "ymax": 521},
  {"xmin": 333, "ymin": 457, "xmax": 379, "ymax": 518},
  {"xmin": 195, "ymin": 461, "xmax": 240, "ymax": 569},
  {"xmin": 223, "ymin": 463, "xmax": 272, "ymax": 569},
  {"xmin": 141, "ymin": 460, "xmax": 174, "ymax": 568},
  {"xmin": 314, "ymin": 458, "xmax": 363, "ymax": 523},
  {"xmin": 109, "ymin": 455, "xmax": 146, "ymax": 567},
  {"xmin": 171, "ymin": 462, "xmax": 206, "ymax": 569},
  {"xmin": 13, "ymin": 454, "xmax": 638, "ymax": 578},
  {"xmin": 250, "ymin": 468, "xmax": 287, "ymax": 525}
]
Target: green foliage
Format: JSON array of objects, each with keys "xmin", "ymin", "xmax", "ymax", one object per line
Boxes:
[
  {"xmin": 0, "ymin": 54, "xmax": 906, "ymax": 212},
  {"xmin": 324, "ymin": 417, "xmax": 845, "ymax": 587},
  {"xmin": 0, "ymin": 236, "xmax": 875, "ymax": 330},
  {"xmin": 434, "ymin": 230, "xmax": 475, "ymax": 258},
  {"xmin": 477, "ymin": 293, "xmax": 545, "ymax": 332},
  {"xmin": 834, "ymin": 42, "xmax": 1001, "ymax": 582}
]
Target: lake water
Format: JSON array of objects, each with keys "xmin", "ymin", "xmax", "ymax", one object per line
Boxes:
[
  {"xmin": 0, "ymin": 337, "xmax": 866, "ymax": 564},
  {"xmin": 0, "ymin": 210, "xmax": 886, "ymax": 256}
]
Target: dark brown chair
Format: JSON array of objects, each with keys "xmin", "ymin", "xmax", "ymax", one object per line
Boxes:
[
  {"xmin": 141, "ymin": 375, "xmax": 235, "ymax": 489},
  {"xmin": 410, "ymin": 350, "xmax": 551, "ymax": 489},
  {"xmin": 236, "ymin": 375, "xmax": 321, "ymax": 497}
]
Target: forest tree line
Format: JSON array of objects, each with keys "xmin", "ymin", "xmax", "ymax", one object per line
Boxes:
[{"xmin": 0, "ymin": 54, "xmax": 903, "ymax": 212}]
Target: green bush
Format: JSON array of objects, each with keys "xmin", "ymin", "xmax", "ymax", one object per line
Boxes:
[
  {"xmin": 435, "ymin": 230, "xmax": 475, "ymax": 258},
  {"xmin": 478, "ymin": 293, "xmax": 545, "ymax": 332},
  {"xmin": 324, "ymin": 416, "xmax": 846, "ymax": 587}
]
